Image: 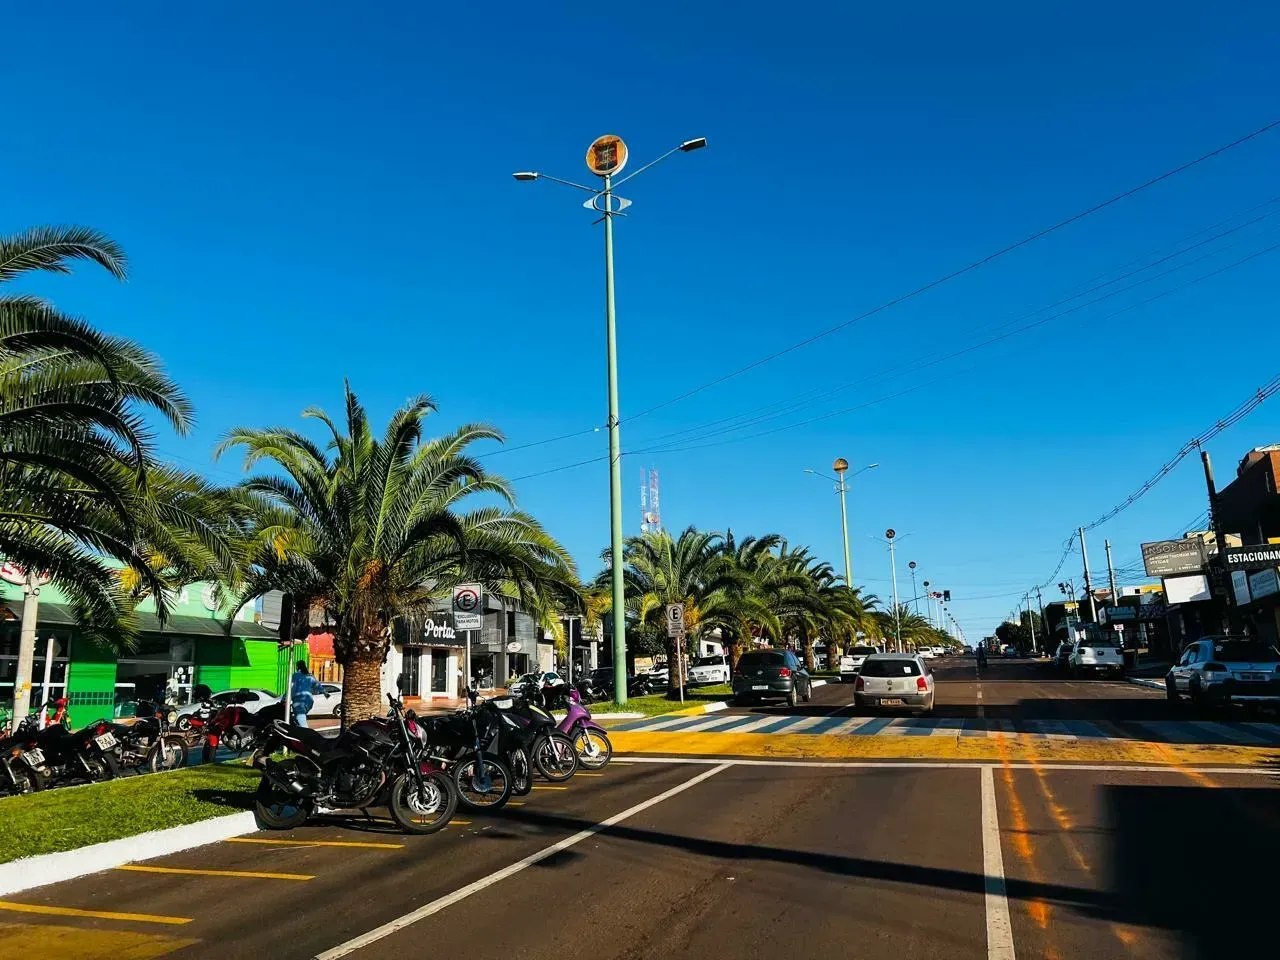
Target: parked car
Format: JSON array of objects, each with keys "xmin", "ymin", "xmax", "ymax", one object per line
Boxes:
[
  {"xmin": 1166, "ymin": 636, "xmax": 1280, "ymax": 710},
  {"xmin": 176, "ymin": 688, "xmax": 279, "ymax": 725},
  {"xmin": 919, "ymin": 647, "xmax": 936, "ymax": 660},
  {"xmin": 688, "ymin": 655, "xmax": 730, "ymax": 686},
  {"xmin": 309, "ymin": 683, "xmax": 343, "ymax": 717},
  {"xmin": 854, "ymin": 653, "xmax": 934, "ymax": 715},
  {"xmin": 732, "ymin": 650, "xmax": 812, "ymax": 707},
  {"xmin": 839, "ymin": 645, "xmax": 878, "ymax": 682},
  {"xmin": 1068, "ymin": 638, "xmax": 1122, "ymax": 676},
  {"xmin": 1053, "ymin": 643, "xmax": 1073, "ymax": 670}
]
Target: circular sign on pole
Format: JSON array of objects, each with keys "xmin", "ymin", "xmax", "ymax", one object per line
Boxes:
[
  {"xmin": 586, "ymin": 134, "xmax": 628, "ymax": 178},
  {"xmin": 453, "ymin": 586, "xmax": 480, "ymax": 613}
]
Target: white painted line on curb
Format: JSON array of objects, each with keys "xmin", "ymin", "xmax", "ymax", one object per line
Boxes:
[
  {"xmin": 981, "ymin": 766, "xmax": 1016, "ymax": 960},
  {"xmin": 811, "ymin": 679, "xmax": 827, "ymax": 688},
  {"xmin": 0, "ymin": 811, "xmax": 258, "ymax": 897},
  {"xmin": 313, "ymin": 762, "xmax": 733, "ymax": 960}
]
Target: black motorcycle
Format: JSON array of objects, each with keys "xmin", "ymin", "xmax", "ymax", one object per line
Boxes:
[
  {"xmin": 21, "ymin": 717, "xmax": 122, "ymax": 787},
  {"xmin": 251, "ymin": 693, "xmax": 457, "ymax": 835},
  {"xmin": 422, "ymin": 699, "xmax": 515, "ymax": 811},
  {"xmin": 110, "ymin": 701, "xmax": 189, "ymax": 774},
  {"xmin": 0, "ymin": 716, "xmax": 47, "ymax": 795}
]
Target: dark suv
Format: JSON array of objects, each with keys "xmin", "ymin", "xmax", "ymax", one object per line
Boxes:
[{"xmin": 732, "ymin": 650, "xmax": 812, "ymax": 707}]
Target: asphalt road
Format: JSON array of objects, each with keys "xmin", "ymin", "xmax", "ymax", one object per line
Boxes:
[{"xmin": 2, "ymin": 658, "xmax": 1277, "ymax": 960}]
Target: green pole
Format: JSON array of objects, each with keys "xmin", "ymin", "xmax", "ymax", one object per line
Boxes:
[
  {"xmin": 604, "ymin": 174, "xmax": 628, "ymax": 706},
  {"xmin": 836, "ymin": 477, "xmax": 852, "ymax": 589}
]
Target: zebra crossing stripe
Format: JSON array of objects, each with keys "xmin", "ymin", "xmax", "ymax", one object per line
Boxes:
[
  {"xmin": 806, "ymin": 713, "xmax": 859, "ymax": 735},
  {"xmin": 928, "ymin": 718, "xmax": 966, "ymax": 736},
  {"xmin": 672, "ymin": 714, "xmax": 754, "ymax": 734},
  {"xmin": 1033, "ymin": 719, "xmax": 1077, "ymax": 740},
  {"xmin": 1063, "ymin": 720, "xmax": 1108, "ymax": 739},
  {"xmin": 824, "ymin": 716, "xmax": 873, "ymax": 736},
  {"xmin": 773, "ymin": 715, "xmax": 835, "ymax": 735},
  {"xmin": 1197, "ymin": 721, "xmax": 1270, "ymax": 745},
  {"xmin": 724, "ymin": 715, "xmax": 800, "ymax": 734}
]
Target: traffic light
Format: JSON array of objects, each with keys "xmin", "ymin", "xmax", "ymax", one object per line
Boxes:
[{"xmin": 943, "ymin": 590, "xmax": 951, "ymax": 602}]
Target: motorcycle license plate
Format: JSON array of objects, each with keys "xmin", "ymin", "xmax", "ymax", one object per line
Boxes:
[
  {"xmin": 22, "ymin": 748, "xmax": 45, "ymax": 766},
  {"xmin": 94, "ymin": 733, "xmax": 117, "ymax": 750},
  {"xmin": 752, "ymin": 685, "xmax": 769, "ymax": 691},
  {"xmin": 880, "ymin": 699, "xmax": 905, "ymax": 706}
]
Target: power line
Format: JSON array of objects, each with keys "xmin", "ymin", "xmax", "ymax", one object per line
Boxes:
[{"xmin": 625, "ymin": 119, "xmax": 1280, "ymax": 422}]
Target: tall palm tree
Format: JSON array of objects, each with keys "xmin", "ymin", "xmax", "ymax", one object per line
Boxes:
[
  {"xmin": 701, "ymin": 532, "xmax": 795, "ymax": 673},
  {"xmin": 0, "ymin": 225, "xmax": 205, "ymax": 637},
  {"xmin": 220, "ymin": 384, "xmax": 579, "ymax": 722}
]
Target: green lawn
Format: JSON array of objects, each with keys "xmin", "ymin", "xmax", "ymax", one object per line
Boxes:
[
  {"xmin": 0, "ymin": 763, "xmax": 259, "ymax": 864},
  {"xmin": 591, "ymin": 684, "xmax": 733, "ymax": 718}
]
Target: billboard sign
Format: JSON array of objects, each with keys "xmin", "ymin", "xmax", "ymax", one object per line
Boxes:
[
  {"xmin": 1223, "ymin": 544, "xmax": 1280, "ymax": 571},
  {"xmin": 1247, "ymin": 567, "xmax": 1279, "ymax": 600},
  {"xmin": 1141, "ymin": 539, "xmax": 1206, "ymax": 577},
  {"xmin": 1162, "ymin": 574, "xmax": 1212, "ymax": 605}
]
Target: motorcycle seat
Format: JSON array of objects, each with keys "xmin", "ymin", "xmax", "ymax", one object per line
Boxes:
[{"xmin": 284, "ymin": 724, "xmax": 333, "ymax": 754}]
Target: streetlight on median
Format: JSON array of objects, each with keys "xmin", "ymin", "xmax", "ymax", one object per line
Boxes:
[
  {"xmin": 804, "ymin": 461, "xmax": 878, "ymax": 590},
  {"xmin": 515, "ymin": 135, "xmax": 707, "ymax": 705}
]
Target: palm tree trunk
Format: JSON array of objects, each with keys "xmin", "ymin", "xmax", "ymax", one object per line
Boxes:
[
  {"xmin": 801, "ymin": 626, "xmax": 817, "ymax": 673},
  {"xmin": 339, "ymin": 634, "xmax": 386, "ymax": 724}
]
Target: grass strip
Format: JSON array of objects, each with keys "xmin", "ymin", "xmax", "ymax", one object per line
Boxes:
[
  {"xmin": 591, "ymin": 684, "xmax": 732, "ymax": 718},
  {"xmin": 0, "ymin": 763, "xmax": 259, "ymax": 864}
]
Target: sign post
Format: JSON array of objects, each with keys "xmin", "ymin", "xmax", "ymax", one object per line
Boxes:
[
  {"xmin": 666, "ymin": 603, "xmax": 686, "ymax": 704},
  {"xmin": 453, "ymin": 584, "xmax": 483, "ymax": 695}
]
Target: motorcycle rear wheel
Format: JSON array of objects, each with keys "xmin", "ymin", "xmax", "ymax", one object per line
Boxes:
[
  {"xmin": 253, "ymin": 777, "xmax": 310, "ymax": 829},
  {"xmin": 533, "ymin": 732, "xmax": 579, "ymax": 782},
  {"xmin": 1, "ymin": 761, "xmax": 43, "ymax": 796},
  {"xmin": 452, "ymin": 754, "xmax": 512, "ymax": 810},
  {"xmin": 509, "ymin": 747, "xmax": 533, "ymax": 796},
  {"xmin": 388, "ymin": 772, "xmax": 457, "ymax": 834},
  {"xmin": 85, "ymin": 752, "xmax": 120, "ymax": 782}
]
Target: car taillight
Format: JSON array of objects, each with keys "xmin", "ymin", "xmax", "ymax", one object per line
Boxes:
[
  {"xmin": 916, "ymin": 676, "xmax": 929, "ymax": 691},
  {"xmin": 778, "ymin": 667, "xmax": 791, "ymax": 678},
  {"xmin": 854, "ymin": 676, "xmax": 864, "ymax": 691}
]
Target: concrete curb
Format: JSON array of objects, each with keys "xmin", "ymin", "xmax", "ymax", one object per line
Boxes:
[
  {"xmin": 812, "ymin": 679, "xmax": 828, "ymax": 688},
  {"xmin": 0, "ymin": 810, "xmax": 258, "ymax": 897},
  {"xmin": 1128, "ymin": 677, "xmax": 1167, "ymax": 691},
  {"xmin": 558, "ymin": 711, "xmax": 645, "ymax": 721}
]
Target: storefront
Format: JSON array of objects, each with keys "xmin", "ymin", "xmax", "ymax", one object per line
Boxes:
[{"xmin": 383, "ymin": 612, "xmax": 465, "ymax": 702}]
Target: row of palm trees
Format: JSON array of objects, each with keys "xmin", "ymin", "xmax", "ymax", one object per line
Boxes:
[
  {"xmin": 2, "ymin": 224, "xmax": 953, "ymax": 722},
  {"xmin": 605, "ymin": 527, "xmax": 954, "ymax": 675}
]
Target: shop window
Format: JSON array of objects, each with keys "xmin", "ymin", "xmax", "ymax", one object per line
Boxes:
[
  {"xmin": 507, "ymin": 610, "xmax": 516, "ymax": 638},
  {"xmin": 430, "ymin": 651, "xmax": 449, "ymax": 693}
]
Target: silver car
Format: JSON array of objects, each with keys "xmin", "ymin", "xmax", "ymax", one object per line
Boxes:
[
  {"xmin": 1166, "ymin": 636, "xmax": 1280, "ymax": 710},
  {"xmin": 854, "ymin": 653, "xmax": 935, "ymax": 715}
]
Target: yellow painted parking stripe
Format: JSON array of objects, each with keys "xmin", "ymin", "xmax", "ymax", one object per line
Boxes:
[
  {"xmin": 448, "ymin": 819, "xmax": 472, "ymax": 826},
  {"xmin": 531, "ymin": 785, "xmax": 569, "ymax": 791},
  {"xmin": 227, "ymin": 838, "xmax": 404, "ymax": 850},
  {"xmin": 0, "ymin": 900, "xmax": 192, "ymax": 925},
  {"xmin": 507, "ymin": 801, "xmax": 526, "ymax": 806},
  {"xmin": 115, "ymin": 865, "xmax": 313, "ymax": 881},
  {"xmin": 575, "ymin": 773, "xmax": 605, "ymax": 777}
]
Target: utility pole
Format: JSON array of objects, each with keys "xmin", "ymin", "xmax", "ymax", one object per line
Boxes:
[
  {"xmin": 1078, "ymin": 527, "xmax": 1098, "ymax": 622},
  {"xmin": 13, "ymin": 568, "xmax": 42, "ymax": 723},
  {"xmin": 887, "ymin": 531, "xmax": 900, "ymax": 652},
  {"xmin": 1199, "ymin": 446, "xmax": 1239, "ymax": 631},
  {"xmin": 908, "ymin": 561, "xmax": 919, "ymax": 615},
  {"xmin": 1035, "ymin": 586, "xmax": 1047, "ymax": 651},
  {"xmin": 1104, "ymin": 539, "xmax": 1119, "ymax": 611},
  {"xmin": 1026, "ymin": 594, "xmax": 1039, "ymax": 655}
]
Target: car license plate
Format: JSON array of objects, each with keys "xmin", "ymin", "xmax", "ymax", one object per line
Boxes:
[
  {"xmin": 22, "ymin": 748, "xmax": 45, "ymax": 766},
  {"xmin": 752, "ymin": 684, "xmax": 769, "ymax": 691},
  {"xmin": 1240, "ymin": 673, "xmax": 1265, "ymax": 681},
  {"xmin": 880, "ymin": 699, "xmax": 905, "ymax": 706},
  {"xmin": 94, "ymin": 733, "xmax": 117, "ymax": 750}
]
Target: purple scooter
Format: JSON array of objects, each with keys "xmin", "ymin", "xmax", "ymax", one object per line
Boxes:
[{"xmin": 558, "ymin": 689, "xmax": 612, "ymax": 769}]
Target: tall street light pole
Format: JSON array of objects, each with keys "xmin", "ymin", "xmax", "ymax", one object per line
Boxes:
[
  {"xmin": 871, "ymin": 529, "xmax": 907, "ymax": 652},
  {"xmin": 515, "ymin": 135, "xmax": 706, "ymax": 705},
  {"xmin": 805, "ymin": 461, "xmax": 878, "ymax": 590},
  {"xmin": 908, "ymin": 561, "xmax": 919, "ymax": 615}
]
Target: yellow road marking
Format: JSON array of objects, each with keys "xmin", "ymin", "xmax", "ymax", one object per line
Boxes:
[
  {"xmin": 227, "ymin": 838, "xmax": 404, "ymax": 850},
  {"xmin": 507, "ymin": 801, "xmax": 526, "ymax": 806},
  {"xmin": 531, "ymin": 786, "xmax": 569, "ymax": 790},
  {"xmin": 115, "ymin": 865, "xmax": 312, "ymax": 881},
  {"xmin": 575, "ymin": 773, "xmax": 605, "ymax": 777},
  {"xmin": 0, "ymin": 921, "xmax": 198, "ymax": 958},
  {"xmin": 448, "ymin": 819, "xmax": 472, "ymax": 826},
  {"xmin": 610, "ymin": 730, "xmax": 1280, "ymax": 766},
  {"xmin": 0, "ymin": 901, "xmax": 192, "ymax": 925}
]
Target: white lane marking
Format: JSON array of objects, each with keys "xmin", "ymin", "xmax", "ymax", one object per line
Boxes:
[
  {"xmin": 981, "ymin": 766, "xmax": 1017, "ymax": 960},
  {"xmin": 611, "ymin": 756, "xmax": 1274, "ymax": 775},
  {"xmin": 826, "ymin": 716, "xmax": 878, "ymax": 736},
  {"xmin": 726, "ymin": 714, "xmax": 795, "ymax": 734},
  {"xmin": 629, "ymin": 714, "xmax": 704, "ymax": 732},
  {"xmin": 976, "ymin": 664, "xmax": 985, "ymax": 719},
  {"xmin": 312, "ymin": 763, "xmax": 732, "ymax": 959},
  {"xmin": 773, "ymin": 715, "xmax": 837, "ymax": 734}
]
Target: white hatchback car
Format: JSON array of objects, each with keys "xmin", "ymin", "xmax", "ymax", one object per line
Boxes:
[
  {"xmin": 839, "ymin": 645, "xmax": 879, "ymax": 682},
  {"xmin": 1069, "ymin": 638, "xmax": 1124, "ymax": 677},
  {"xmin": 688, "ymin": 655, "xmax": 730, "ymax": 685},
  {"xmin": 854, "ymin": 653, "xmax": 935, "ymax": 715}
]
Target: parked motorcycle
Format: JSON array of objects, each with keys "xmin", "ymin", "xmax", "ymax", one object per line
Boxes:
[
  {"xmin": 110, "ymin": 701, "xmax": 189, "ymax": 773},
  {"xmin": 204, "ymin": 699, "xmax": 284, "ymax": 764},
  {"xmin": 559, "ymin": 688, "xmax": 612, "ymax": 770},
  {"xmin": 252, "ymin": 693, "xmax": 456, "ymax": 835},
  {"xmin": 1, "ymin": 716, "xmax": 46, "ymax": 795},
  {"xmin": 422, "ymin": 698, "xmax": 516, "ymax": 810},
  {"xmin": 20, "ymin": 717, "xmax": 121, "ymax": 787}
]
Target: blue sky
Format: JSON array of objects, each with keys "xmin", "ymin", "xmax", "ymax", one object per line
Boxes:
[{"xmin": 6, "ymin": 2, "xmax": 1280, "ymax": 637}]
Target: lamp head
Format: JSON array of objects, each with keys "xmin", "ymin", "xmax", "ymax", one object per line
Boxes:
[
  {"xmin": 833, "ymin": 457, "xmax": 849, "ymax": 473},
  {"xmin": 679, "ymin": 137, "xmax": 708, "ymax": 152},
  {"xmin": 513, "ymin": 171, "xmax": 540, "ymax": 181}
]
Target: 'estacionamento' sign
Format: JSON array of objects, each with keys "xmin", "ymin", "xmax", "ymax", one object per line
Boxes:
[{"xmin": 1223, "ymin": 544, "xmax": 1280, "ymax": 571}]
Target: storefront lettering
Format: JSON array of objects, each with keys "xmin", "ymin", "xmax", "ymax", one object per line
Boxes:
[{"xmin": 422, "ymin": 618, "xmax": 456, "ymax": 640}]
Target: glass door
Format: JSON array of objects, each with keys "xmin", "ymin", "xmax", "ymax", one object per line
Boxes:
[{"xmin": 430, "ymin": 650, "xmax": 449, "ymax": 694}]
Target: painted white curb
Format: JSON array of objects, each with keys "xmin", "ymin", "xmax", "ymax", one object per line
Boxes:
[
  {"xmin": 0, "ymin": 810, "xmax": 258, "ymax": 896},
  {"xmin": 555, "ymin": 711, "xmax": 645, "ymax": 721},
  {"xmin": 701, "ymin": 700, "xmax": 729, "ymax": 714},
  {"xmin": 1128, "ymin": 677, "xmax": 1166, "ymax": 691},
  {"xmin": 812, "ymin": 680, "xmax": 827, "ymax": 688}
]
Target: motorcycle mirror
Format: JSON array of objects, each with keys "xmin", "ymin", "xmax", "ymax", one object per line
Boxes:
[{"xmin": 467, "ymin": 687, "xmax": 478, "ymax": 705}]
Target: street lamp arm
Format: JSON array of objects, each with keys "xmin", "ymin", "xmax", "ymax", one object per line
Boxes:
[
  {"xmin": 611, "ymin": 138, "xmax": 707, "ymax": 189},
  {"xmin": 513, "ymin": 171, "xmax": 600, "ymax": 193},
  {"xmin": 803, "ymin": 468, "xmax": 839, "ymax": 484}
]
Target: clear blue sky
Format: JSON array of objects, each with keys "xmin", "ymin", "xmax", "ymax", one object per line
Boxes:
[{"xmin": 6, "ymin": 2, "xmax": 1280, "ymax": 637}]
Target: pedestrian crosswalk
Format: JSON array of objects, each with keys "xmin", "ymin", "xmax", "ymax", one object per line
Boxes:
[{"xmin": 612, "ymin": 712, "xmax": 1280, "ymax": 746}]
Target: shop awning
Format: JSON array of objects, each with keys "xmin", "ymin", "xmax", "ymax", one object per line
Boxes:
[{"xmin": 2, "ymin": 602, "xmax": 278, "ymax": 640}]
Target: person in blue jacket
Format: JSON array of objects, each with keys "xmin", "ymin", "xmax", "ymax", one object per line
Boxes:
[{"xmin": 290, "ymin": 661, "xmax": 324, "ymax": 727}]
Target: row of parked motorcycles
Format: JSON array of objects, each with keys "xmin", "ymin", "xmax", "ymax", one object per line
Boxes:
[
  {"xmin": 1, "ymin": 698, "xmax": 189, "ymax": 796},
  {"xmin": 250, "ymin": 682, "xmax": 612, "ymax": 836}
]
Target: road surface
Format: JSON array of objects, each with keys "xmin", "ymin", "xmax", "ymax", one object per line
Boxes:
[{"xmin": 1, "ymin": 657, "xmax": 1276, "ymax": 960}]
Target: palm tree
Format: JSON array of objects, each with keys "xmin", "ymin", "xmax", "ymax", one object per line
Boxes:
[
  {"xmin": 701, "ymin": 532, "xmax": 794, "ymax": 674},
  {"xmin": 1, "ymin": 225, "xmax": 205, "ymax": 637},
  {"xmin": 220, "ymin": 384, "xmax": 579, "ymax": 722}
]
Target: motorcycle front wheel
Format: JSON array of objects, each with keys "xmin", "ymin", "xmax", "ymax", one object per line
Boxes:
[
  {"xmin": 388, "ymin": 772, "xmax": 457, "ymax": 834},
  {"xmin": 253, "ymin": 777, "xmax": 310, "ymax": 829},
  {"xmin": 509, "ymin": 747, "xmax": 533, "ymax": 796},
  {"xmin": 533, "ymin": 732, "xmax": 579, "ymax": 782},
  {"xmin": 452, "ymin": 754, "xmax": 512, "ymax": 810},
  {"xmin": 1, "ymin": 761, "xmax": 43, "ymax": 796},
  {"xmin": 148, "ymin": 735, "xmax": 189, "ymax": 773},
  {"xmin": 572, "ymin": 728, "xmax": 612, "ymax": 770}
]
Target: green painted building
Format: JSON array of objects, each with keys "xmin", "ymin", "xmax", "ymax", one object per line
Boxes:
[{"xmin": 1, "ymin": 574, "xmax": 289, "ymax": 726}]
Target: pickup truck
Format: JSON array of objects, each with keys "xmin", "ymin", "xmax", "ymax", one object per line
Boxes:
[{"xmin": 839, "ymin": 645, "xmax": 879, "ymax": 682}]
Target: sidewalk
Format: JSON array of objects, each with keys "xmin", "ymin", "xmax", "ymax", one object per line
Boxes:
[{"xmin": 311, "ymin": 697, "xmax": 471, "ymax": 730}]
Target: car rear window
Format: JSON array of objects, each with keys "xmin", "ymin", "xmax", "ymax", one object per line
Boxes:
[
  {"xmin": 693, "ymin": 657, "xmax": 724, "ymax": 667},
  {"xmin": 738, "ymin": 652, "xmax": 786, "ymax": 668},
  {"xmin": 860, "ymin": 658, "xmax": 920, "ymax": 677},
  {"xmin": 850, "ymin": 646, "xmax": 877, "ymax": 656},
  {"xmin": 1211, "ymin": 640, "xmax": 1280, "ymax": 662}
]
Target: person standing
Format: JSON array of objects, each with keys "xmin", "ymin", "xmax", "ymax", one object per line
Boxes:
[{"xmin": 290, "ymin": 661, "xmax": 323, "ymax": 727}]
